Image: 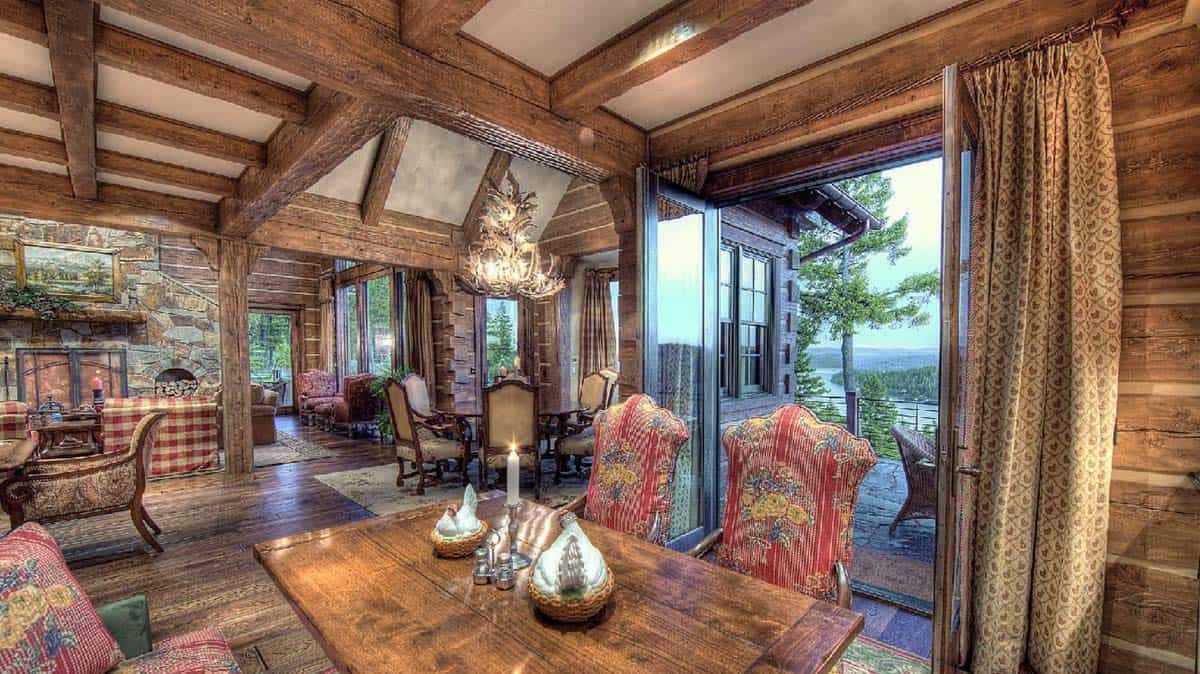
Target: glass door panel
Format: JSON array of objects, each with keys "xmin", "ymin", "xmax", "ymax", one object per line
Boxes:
[
  {"xmin": 338, "ymin": 285, "xmax": 360, "ymax": 376},
  {"xmin": 643, "ymin": 170, "xmax": 719, "ymax": 550},
  {"xmin": 249, "ymin": 312, "xmax": 294, "ymax": 408},
  {"xmin": 365, "ymin": 275, "xmax": 394, "ymax": 375}
]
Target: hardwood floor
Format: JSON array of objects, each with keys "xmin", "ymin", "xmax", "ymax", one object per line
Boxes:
[{"xmin": 61, "ymin": 418, "xmax": 386, "ymax": 672}]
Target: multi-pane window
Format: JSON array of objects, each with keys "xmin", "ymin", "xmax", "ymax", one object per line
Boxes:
[
  {"xmin": 719, "ymin": 244, "xmax": 772, "ymax": 398},
  {"xmin": 337, "ymin": 284, "xmax": 360, "ymax": 376},
  {"xmin": 337, "ymin": 270, "xmax": 402, "ymax": 376}
]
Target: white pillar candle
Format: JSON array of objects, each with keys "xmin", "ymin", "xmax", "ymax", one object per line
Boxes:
[{"xmin": 506, "ymin": 446, "xmax": 520, "ymax": 505}]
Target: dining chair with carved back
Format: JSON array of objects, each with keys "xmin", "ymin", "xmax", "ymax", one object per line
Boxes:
[
  {"xmin": 560, "ymin": 393, "xmax": 690, "ymax": 546},
  {"xmin": 0, "ymin": 410, "xmax": 170, "ymax": 553},
  {"xmin": 480, "ymin": 380, "xmax": 541, "ymax": 499},
  {"xmin": 688, "ymin": 404, "xmax": 877, "ymax": 609},
  {"xmin": 400, "ymin": 374, "xmax": 460, "ymax": 438},
  {"xmin": 384, "ymin": 381, "xmax": 470, "ymax": 495},
  {"xmin": 553, "ymin": 369, "xmax": 619, "ymax": 483}
]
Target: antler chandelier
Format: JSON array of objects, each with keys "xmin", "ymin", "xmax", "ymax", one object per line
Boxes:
[{"xmin": 458, "ymin": 171, "xmax": 566, "ymax": 300}]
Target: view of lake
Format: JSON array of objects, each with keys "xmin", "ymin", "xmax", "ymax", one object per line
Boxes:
[{"xmin": 808, "ymin": 346, "xmax": 940, "ymax": 398}]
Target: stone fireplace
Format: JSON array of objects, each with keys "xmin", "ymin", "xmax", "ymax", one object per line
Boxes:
[{"xmin": 155, "ymin": 368, "xmax": 200, "ymax": 398}]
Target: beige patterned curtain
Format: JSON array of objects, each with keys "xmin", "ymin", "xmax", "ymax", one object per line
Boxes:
[
  {"xmin": 965, "ymin": 36, "xmax": 1121, "ymax": 674},
  {"xmin": 404, "ymin": 273, "xmax": 436, "ymax": 394},
  {"xmin": 579, "ymin": 269, "xmax": 616, "ymax": 378}
]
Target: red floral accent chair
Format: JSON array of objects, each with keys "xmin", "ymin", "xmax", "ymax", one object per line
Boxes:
[
  {"xmin": 295, "ymin": 370, "xmax": 341, "ymax": 426},
  {"xmin": 562, "ymin": 394, "xmax": 689, "ymax": 546},
  {"xmin": 691, "ymin": 405, "xmax": 877, "ymax": 608}
]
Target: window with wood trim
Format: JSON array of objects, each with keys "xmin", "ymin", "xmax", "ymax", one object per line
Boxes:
[
  {"xmin": 336, "ymin": 268, "xmax": 404, "ymax": 377},
  {"xmin": 719, "ymin": 243, "xmax": 772, "ymax": 398}
]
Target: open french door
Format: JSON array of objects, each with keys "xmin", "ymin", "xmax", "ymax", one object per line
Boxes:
[
  {"xmin": 933, "ymin": 63, "xmax": 981, "ymax": 674},
  {"xmin": 639, "ymin": 166, "xmax": 721, "ymax": 551}
]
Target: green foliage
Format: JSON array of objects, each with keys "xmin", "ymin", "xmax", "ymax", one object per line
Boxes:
[
  {"xmin": 832, "ymin": 365, "xmax": 939, "ymax": 401},
  {"xmin": 857, "ymin": 373, "xmax": 899, "ymax": 460},
  {"xmin": 0, "ymin": 285, "xmax": 80, "ymax": 320},
  {"xmin": 248, "ymin": 313, "xmax": 292, "ymax": 382},
  {"xmin": 485, "ymin": 302, "xmax": 518, "ymax": 381},
  {"xmin": 368, "ymin": 366, "xmax": 410, "ymax": 438}
]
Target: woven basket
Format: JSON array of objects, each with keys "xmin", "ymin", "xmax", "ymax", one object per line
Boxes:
[
  {"xmin": 430, "ymin": 521, "xmax": 489, "ymax": 558},
  {"xmin": 528, "ymin": 567, "xmax": 614, "ymax": 623}
]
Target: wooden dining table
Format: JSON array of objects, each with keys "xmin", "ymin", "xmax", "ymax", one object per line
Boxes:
[{"xmin": 255, "ymin": 495, "xmax": 862, "ymax": 673}]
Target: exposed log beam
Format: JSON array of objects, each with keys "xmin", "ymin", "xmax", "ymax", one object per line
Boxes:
[
  {"xmin": 100, "ymin": 0, "xmax": 642, "ymax": 179},
  {"xmin": 94, "ymin": 24, "xmax": 308, "ymax": 122},
  {"xmin": 461, "ymin": 149, "xmax": 512, "ymax": 245},
  {"xmin": 360, "ymin": 116, "xmax": 411, "ymax": 227},
  {"xmin": 0, "ymin": 125, "xmax": 237, "ymax": 196},
  {"xmin": 220, "ymin": 87, "xmax": 398, "ymax": 237},
  {"xmin": 43, "ymin": 0, "xmax": 97, "ymax": 199},
  {"xmin": 0, "ymin": 163, "xmax": 216, "ymax": 235},
  {"xmin": 0, "ymin": 73, "xmax": 266, "ymax": 166},
  {"xmin": 0, "ymin": 0, "xmax": 47, "ymax": 46},
  {"xmin": 552, "ymin": 0, "xmax": 811, "ymax": 119},
  {"xmin": 400, "ymin": 0, "xmax": 489, "ymax": 50}
]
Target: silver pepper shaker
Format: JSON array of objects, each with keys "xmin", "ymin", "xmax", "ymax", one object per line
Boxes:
[
  {"xmin": 495, "ymin": 552, "xmax": 515, "ymax": 590},
  {"xmin": 472, "ymin": 545, "xmax": 493, "ymax": 585}
]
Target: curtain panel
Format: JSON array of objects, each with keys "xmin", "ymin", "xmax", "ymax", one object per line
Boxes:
[
  {"xmin": 405, "ymin": 273, "xmax": 436, "ymax": 396},
  {"xmin": 579, "ymin": 269, "xmax": 617, "ymax": 380},
  {"xmin": 964, "ymin": 36, "xmax": 1122, "ymax": 674}
]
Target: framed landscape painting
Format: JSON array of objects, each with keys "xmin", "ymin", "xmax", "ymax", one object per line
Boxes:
[{"xmin": 15, "ymin": 240, "xmax": 120, "ymax": 303}]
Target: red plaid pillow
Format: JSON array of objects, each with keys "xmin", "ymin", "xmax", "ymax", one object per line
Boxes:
[
  {"xmin": 112, "ymin": 628, "xmax": 240, "ymax": 673},
  {"xmin": 583, "ymin": 394, "xmax": 689, "ymax": 545},
  {"xmin": 718, "ymin": 405, "xmax": 877, "ymax": 600},
  {"xmin": 0, "ymin": 401, "xmax": 29, "ymax": 441},
  {"xmin": 0, "ymin": 523, "xmax": 124, "ymax": 673}
]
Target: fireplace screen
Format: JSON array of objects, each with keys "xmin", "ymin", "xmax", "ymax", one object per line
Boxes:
[{"xmin": 17, "ymin": 349, "xmax": 128, "ymax": 408}]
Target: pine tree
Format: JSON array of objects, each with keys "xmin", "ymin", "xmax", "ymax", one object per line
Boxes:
[{"xmin": 486, "ymin": 306, "xmax": 517, "ymax": 381}]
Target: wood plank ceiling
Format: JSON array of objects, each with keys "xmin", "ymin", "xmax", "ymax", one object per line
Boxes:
[{"xmin": 0, "ymin": 0, "xmax": 1007, "ymax": 265}]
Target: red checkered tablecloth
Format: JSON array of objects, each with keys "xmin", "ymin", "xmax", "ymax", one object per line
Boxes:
[
  {"xmin": 0, "ymin": 402, "xmax": 29, "ymax": 441},
  {"xmin": 102, "ymin": 397, "xmax": 219, "ymax": 477}
]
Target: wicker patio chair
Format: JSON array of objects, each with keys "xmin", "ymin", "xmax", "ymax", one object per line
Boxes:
[{"xmin": 889, "ymin": 425, "xmax": 938, "ymax": 535}]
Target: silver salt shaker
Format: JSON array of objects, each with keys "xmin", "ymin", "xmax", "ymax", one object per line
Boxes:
[
  {"xmin": 495, "ymin": 552, "xmax": 515, "ymax": 590},
  {"xmin": 472, "ymin": 545, "xmax": 493, "ymax": 585}
]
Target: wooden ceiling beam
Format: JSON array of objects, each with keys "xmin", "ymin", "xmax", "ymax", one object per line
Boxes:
[
  {"xmin": 461, "ymin": 149, "xmax": 512, "ymax": 244},
  {"xmin": 99, "ymin": 0, "xmax": 642, "ymax": 179},
  {"xmin": 400, "ymin": 0, "xmax": 490, "ymax": 50},
  {"xmin": 220, "ymin": 87, "xmax": 398, "ymax": 237},
  {"xmin": 43, "ymin": 0, "xmax": 97, "ymax": 199},
  {"xmin": 0, "ymin": 163, "xmax": 216, "ymax": 235},
  {"xmin": 551, "ymin": 0, "xmax": 811, "ymax": 119},
  {"xmin": 0, "ymin": 0, "xmax": 47, "ymax": 46},
  {"xmin": 0, "ymin": 73, "xmax": 266, "ymax": 166},
  {"xmin": 360, "ymin": 116, "xmax": 411, "ymax": 227},
  {"xmin": 94, "ymin": 23, "xmax": 308, "ymax": 122}
]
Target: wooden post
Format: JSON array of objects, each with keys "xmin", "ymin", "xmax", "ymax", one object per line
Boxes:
[
  {"xmin": 219, "ymin": 238, "xmax": 254, "ymax": 476},
  {"xmin": 600, "ymin": 175, "xmax": 640, "ymax": 400}
]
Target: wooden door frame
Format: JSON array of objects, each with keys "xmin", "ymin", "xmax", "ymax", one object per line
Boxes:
[{"xmin": 248, "ymin": 305, "xmax": 302, "ymax": 414}]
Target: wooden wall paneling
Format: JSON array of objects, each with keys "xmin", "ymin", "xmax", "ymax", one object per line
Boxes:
[
  {"xmin": 1116, "ymin": 115, "xmax": 1200, "ymax": 215},
  {"xmin": 43, "ymin": 0, "xmax": 97, "ymax": 199}
]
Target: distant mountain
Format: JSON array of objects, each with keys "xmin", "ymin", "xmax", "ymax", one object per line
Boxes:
[{"xmin": 808, "ymin": 346, "xmax": 939, "ymax": 371}]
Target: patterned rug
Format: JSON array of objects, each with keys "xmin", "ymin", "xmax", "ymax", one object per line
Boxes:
[
  {"xmin": 251, "ymin": 431, "xmax": 336, "ymax": 468},
  {"xmin": 314, "ymin": 463, "xmax": 586, "ymax": 517},
  {"xmin": 842, "ymin": 636, "xmax": 930, "ymax": 673}
]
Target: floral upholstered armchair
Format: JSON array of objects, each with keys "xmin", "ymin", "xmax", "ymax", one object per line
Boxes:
[
  {"xmin": 689, "ymin": 404, "xmax": 876, "ymax": 609},
  {"xmin": 296, "ymin": 370, "xmax": 341, "ymax": 426},
  {"xmin": 1, "ymin": 411, "xmax": 169, "ymax": 553},
  {"xmin": 562, "ymin": 393, "xmax": 689, "ymax": 546}
]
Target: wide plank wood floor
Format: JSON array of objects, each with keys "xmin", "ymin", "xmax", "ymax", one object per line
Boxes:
[{"xmin": 52, "ymin": 418, "xmax": 388, "ymax": 673}]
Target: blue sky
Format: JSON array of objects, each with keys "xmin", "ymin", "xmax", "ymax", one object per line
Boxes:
[{"xmin": 811, "ymin": 156, "xmax": 943, "ymax": 350}]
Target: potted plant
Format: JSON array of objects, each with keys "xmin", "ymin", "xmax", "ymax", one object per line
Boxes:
[
  {"xmin": 368, "ymin": 366, "xmax": 409, "ymax": 441},
  {"xmin": 0, "ymin": 285, "xmax": 80, "ymax": 320}
]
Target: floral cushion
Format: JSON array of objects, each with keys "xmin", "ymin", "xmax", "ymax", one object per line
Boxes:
[
  {"xmin": 3, "ymin": 458, "xmax": 137, "ymax": 522},
  {"xmin": 112, "ymin": 628, "xmax": 240, "ymax": 673},
  {"xmin": 0, "ymin": 523, "xmax": 124, "ymax": 673},
  {"xmin": 583, "ymin": 394, "xmax": 689, "ymax": 545},
  {"xmin": 717, "ymin": 405, "xmax": 877, "ymax": 601}
]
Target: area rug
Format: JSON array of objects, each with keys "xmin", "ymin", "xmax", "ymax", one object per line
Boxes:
[
  {"xmin": 253, "ymin": 431, "xmax": 337, "ymax": 468},
  {"xmin": 851, "ymin": 547, "xmax": 934, "ymax": 613},
  {"xmin": 841, "ymin": 636, "xmax": 930, "ymax": 674},
  {"xmin": 315, "ymin": 463, "xmax": 586, "ymax": 517}
]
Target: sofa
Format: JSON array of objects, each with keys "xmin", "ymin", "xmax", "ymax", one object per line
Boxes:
[
  {"xmin": 0, "ymin": 400, "xmax": 29, "ymax": 440},
  {"xmin": 0, "ymin": 522, "xmax": 240, "ymax": 672},
  {"xmin": 329, "ymin": 374, "xmax": 378, "ymax": 436},
  {"xmin": 102, "ymin": 397, "xmax": 220, "ymax": 477},
  {"xmin": 296, "ymin": 370, "xmax": 341, "ymax": 426}
]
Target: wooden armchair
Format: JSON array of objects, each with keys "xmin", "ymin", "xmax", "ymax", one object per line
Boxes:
[
  {"xmin": 560, "ymin": 394, "xmax": 689, "ymax": 546},
  {"xmin": 889, "ymin": 426, "xmax": 937, "ymax": 535},
  {"xmin": 480, "ymin": 380, "xmax": 541, "ymax": 499},
  {"xmin": 0, "ymin": 410, "xmax": 169, "ymax": 553},
  {"xmin": 401, "ymin": 373, "xmax": 458, "ymax": 438},
  {"xmin": 688, "ymin": 405, "xmax": 877, "ymax": 609},
  {"xmin": 384, "ymin": 381, "xmax": 469, "ymax": 494},
  {"xmin": 554, "ymin": 370, "xmax": 617, "ymax": 483}
]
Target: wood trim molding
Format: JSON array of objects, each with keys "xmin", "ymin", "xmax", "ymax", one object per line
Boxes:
[
  {"xmin": 361, "ymin": 117, "xmax": 411, "ymax": 227},
  {"xmin": 43, "ymin": 0, "xmax": 97, "ymax": 199}
]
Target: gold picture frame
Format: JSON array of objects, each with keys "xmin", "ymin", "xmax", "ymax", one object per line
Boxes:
[{"xmin": 14, "ymin": 240, "xmax": 121, "ymax": 303}]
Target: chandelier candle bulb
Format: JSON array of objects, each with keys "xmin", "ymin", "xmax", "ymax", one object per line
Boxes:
[{"xmin": 506, "ymin": 447, "xmax": 519, "ymax": 506}]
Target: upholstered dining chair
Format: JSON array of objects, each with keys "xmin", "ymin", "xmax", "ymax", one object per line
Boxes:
[
  {"xmin": 0, "ymin": 410, "xmax": 170, "ymax": 553},
  {"xmin": 384, "ymin": 381, "xmax": 469, "ymax": 495},
  {"xmin": 553, "ymin": 370, "xmax": 618, "ymax": 483},
  {"xmin": 689, "ymin": 405, "xmax": 877, "ymax": 609},
  {"xmin": 480, "ymin": 380, "xmax": 541, "ymax": 499},
  {"xmin": 401, "ymin": 374, "xmax": 457, "ymax": 437},
  {"xmin": 561, "ymin": 393, "xmax": 690, "ymax": 546}
]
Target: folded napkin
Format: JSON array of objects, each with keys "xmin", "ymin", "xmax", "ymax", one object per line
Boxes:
[
  {"xmin": 532, "ymin": 513, "xmax": 607, "ymax": 595},
  {"xmin": 434, "ymin": 485, "xmax": 483, "ymax": 539}
]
